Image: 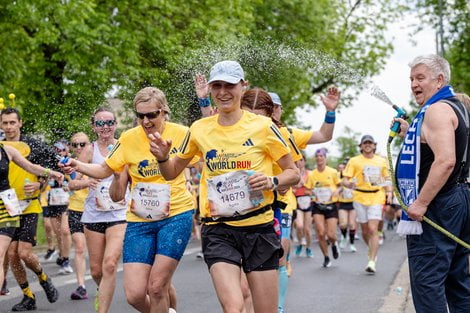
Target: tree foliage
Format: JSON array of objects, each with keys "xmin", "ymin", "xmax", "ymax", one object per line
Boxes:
[
  {"xmin": 0, "ymin": 0, "xmax": 401, "ymax": 142},
  {"xmin": 411, "ymin": 0, "xmax": 469, "ymax": 93}
]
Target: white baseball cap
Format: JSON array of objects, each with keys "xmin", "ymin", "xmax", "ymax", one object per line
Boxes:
[
  {"xmin": 208, "ymin": 60, "xmax": 245, "ymax": 84},
  {"xmin": 268, "ymin": 92, "xmax": 282, "ymax": 106}
]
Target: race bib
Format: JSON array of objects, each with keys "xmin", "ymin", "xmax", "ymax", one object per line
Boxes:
[
  {"xmin": 342, "ymin": 187, "xmax": 353, "ymax": 200},
  {"xmin": 296, "ymin": 195, "xmax": 311, "ymax": 210},
  {"xmin": 95, "ymin": 181, "xmax": 128, "ymax": 212},
  {"xmin": 0, "ymin": 188, "xmax": 22, "ymax": 216},
  {"xmin": 49, "ymin": 188, "xmax": 69, "ymax": 206},
  {"xmin": 131, "ymin": 182, "xmax": 170, "ymax": 221},
  {"xmin": 363, "ymin": 166, "xmax": 382, "ymax": 186},
  {"xmin": 314, "ymin": 187, "xmax": 332, "ymax": 203},
  {"xmin": 207, "ymin": 171, "xmax": 264, "ymax": 218}
]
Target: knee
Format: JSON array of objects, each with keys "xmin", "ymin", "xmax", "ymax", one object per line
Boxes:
[
  {"xmin": 74, "ymin": 244, "xmax": 86, "ymax": 257},
  {"xmin": 17, "ymin": 249, "xmax": 31, "ymax": 261},
  {"xmin": 147, "ymin": 282, "xmax": 168, "ymax": 301},
  {"xmin": 125, "ymin": 288, "xmax": 147, "ymax": 308},
  {"xmin": 90, "ymin": 264, "xmax": 102, "ymax": 281},
  {"xmin": 102, "ymin": 258, "xmax": 118, "ymax": 276}
]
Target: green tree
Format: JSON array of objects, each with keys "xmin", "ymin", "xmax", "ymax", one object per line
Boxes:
[{"xmin": 0, "ymin": 0, "xmax": 402, "ymax": 142}]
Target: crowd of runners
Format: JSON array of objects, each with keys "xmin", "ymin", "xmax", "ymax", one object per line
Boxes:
[{"xmin": 0, "ymin": 54, "xmax": 469, "ymax": 313}]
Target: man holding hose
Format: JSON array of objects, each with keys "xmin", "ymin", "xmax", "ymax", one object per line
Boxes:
[{"xmin": 395, "ymin": 54, "xmax": 470, "ymax": 313}]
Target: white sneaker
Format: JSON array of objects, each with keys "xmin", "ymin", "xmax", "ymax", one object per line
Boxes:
[
  {"xmin": 339, "ymin": 236, "xmax": 347, "ymax": 250},
  {"xmin": 349, "ymin": 244, "xmax": 357, "ymax": 252},
  {"xmin": 365, "ymin": 260, "xmax": 376, "ymax": 274},
  {"xmin": 169, "ymin": 309, "xmax": 177, "ymax": 313},
  {"xmin": 58, "ymin": 260, "xmax": 74, "ymax": 274}
]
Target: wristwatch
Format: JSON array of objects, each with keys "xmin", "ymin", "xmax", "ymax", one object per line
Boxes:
[{"xmin": 270, "ymin": 176, "xmax": 279, "ymax": 191}]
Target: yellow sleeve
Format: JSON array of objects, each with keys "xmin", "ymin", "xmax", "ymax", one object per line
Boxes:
[
  {"xmin": 291, "ymin": 128, "xmax": 313, "ymax": 150},
  {"xmin": 177, "ymin": 129, "xmax": 203, "ymax": 160},
  {"xmin": 105, "ymin": 139, "xmax": 126, "ymax": 172},
  {"xmin": 265, "ymin": 123, "xmax": 290, "ymax": 162}
]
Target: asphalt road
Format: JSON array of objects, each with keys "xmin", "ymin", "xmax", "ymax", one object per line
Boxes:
[{"xmin": 0, "ymin": 227, "xmax": 408, "ymax": 313}]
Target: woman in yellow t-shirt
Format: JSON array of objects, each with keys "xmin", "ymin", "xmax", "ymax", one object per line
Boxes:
[
  {"xmin": 62, "ymin": 87, "xmax": 195, "ymax": 313},
  {"xmin": 66, "ymin": 132, "xmax": 90, "ymax": 300},
  {"xmin": 149, "ymin": 61, "xmax": 299, "ymax": 312}
]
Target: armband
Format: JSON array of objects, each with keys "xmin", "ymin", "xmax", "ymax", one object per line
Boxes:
[
  {"xmin": 324, "ymin": 111, "xmax": 336, "ymax": 124},
  {"xmin": 198, "ymin": 97, "xmax": 211, "ymax": 108}
]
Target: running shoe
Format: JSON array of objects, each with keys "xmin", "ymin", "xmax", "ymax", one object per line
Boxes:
[
  {"xmin": 95, "ymin": 289, "xmax": 99, "ymax": 312},
  {"xmin": 56, "ymin": 256, "xmax": 65, "ymax": 266},
  {"xmin": 169, "ymin": 309, "xmax": 177, "ymax": 313},
  {"xmin": 278, "ymin": 307, "xmax": 284, "ymax": 313},
  {"xmin": 322, "ymin": 256, "xmax": 331, "ymax": 268},
  {"xmin": 349, "ymin": 244, "xmax": 357, "ymax": 252},
  {"xmin": 44, "ymin": 248, "xmax": 58, "ymax": 261},
  {"xmin": 332, "ymin": 244, "xmax": 340, "ymax": 259},
  {"xmin": 58, "ymin": 259, "xmax": 74, "ymax": 275},
  {"xmin": 365, "ymin": 260, "xmax": 376, "ymax": 274},
  {"xmin": 71, "ymin": 285, "xmax": 88, "ymax": 300},
  {"xmin": 196, "ymin": 251, "xmax": 203, "ymax": 259},
  {"xmin": 12, "ymin": 295, "xmax": 36, "ymax": 311},
  {"xmin": 39, "ymin": 277, "xmax": 59, "ymax": 303},
  {"xmin": 295, "ymin": 245, "xmax": 302, "ymax": 257},
  {"xmin": 286, "ymin": 261, "xmax": 293, "ymax": 277},
  {"xmin": 339, "ymin": 235, "xmax": 347, "ymax": 249},
  {"xmin": 306, "ymin": 248, "xmax": 314, "ymax": 258},
  {"xmin": 0, "ymin": 280, "xmax": 10, "ymax": 296}
]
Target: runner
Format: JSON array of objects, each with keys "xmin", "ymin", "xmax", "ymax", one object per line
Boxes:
[
  {"xmin": 337, "ymin": 160, "xmax": 357, "ymax": 252},
  {"xmin": 66, "ymin": 132, "xmax": 91, "ymax": 300},
  {"xmin": 75, "ymin": 107, "xmax": 128, "ymax": 313},
  {"xmin": 293, "ymin": 156, "xmax": 313, "ymax": 258},
  {"xmin": 305, "ymin": 148, "xmax": 341, "ymax": 268},
  {"xmin": 150, "ymin": 60, "xmax": 299, "ymax": 313},
  {"xmin": 62, "ymin": 88, "xmax": 195, "ymax": 313},
  {"xmin": 240, "ymin": 87, "xmax": 302, "ymax": 313},
  {"xmin": 342, "ymin": 135, "xmax": 392, "ymax": 274},
  {"xmin": 1, "ymin": 107, "xmax": 61, "ymax": 311},
  {"xmin": 0, "ymin": 141, "xmax": 62, "ymax": 307}
]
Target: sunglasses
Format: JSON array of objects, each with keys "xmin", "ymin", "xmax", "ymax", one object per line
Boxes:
[
  {"xmin": 94, "ymin": 119, "xmax": 116, "ymax": 127},
  {"xmin": 71, "ymin": 142, "xmax": 88, "ymax": 148},
  {"xmin": 134, "ymin": 110, "xmax": 162, "ymax": 120}
]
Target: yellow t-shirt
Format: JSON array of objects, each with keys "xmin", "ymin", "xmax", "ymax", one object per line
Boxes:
[
  {"xmin": 274, "ymin": 127, "xmax": 302, "ymax": 215},
  {"xmin": 343, "ymin": 154, "xmax": 389, "ymax": 206},
  {"xmin": 8, "ymin": 155, "xmax": 41, "ymax": 215},
  {"xmin": 290, "ymin": 127, "xmax": 313, "ymax": 150},
  {"xmin": 105, "ymin": 123, "xmax": 195, "ymax": 222},
  {"xmin": 68, "ymin": 177, "xmax": 88, "ymax": 213},
  {"xmin": 305, "ymin": 166, "xmax": 339, "ymax": 204},
  {"xmin": 178, "ymin": 111, "xmax": 290, "ymax": 227}
]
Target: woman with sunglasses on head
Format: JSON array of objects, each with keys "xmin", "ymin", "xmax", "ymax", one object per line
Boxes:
[
  {"xmin": 150, "ymin": 61, "xmax": 299, "ymax": 313},
  {"xmin": 61, "ymin": 89, "xmax": 195, "ymax": 313},
  {"xmin": 75, "ymin": 108, "xmax": 128, "ymax": 313},
  {"xmin": 65, "ymin": 132, "xmax": 91, "ymax": 300}
]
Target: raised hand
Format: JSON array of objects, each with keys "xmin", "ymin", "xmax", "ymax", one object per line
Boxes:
[
  {"xmin": 148, "ymin": 132, "xmax": 172, "ymax": 161},
  {"xmin": 320, "ymin": 86, "xmax": 341, "ymax": 111},
  {"xmin": 194, "ymin": 73, "xmax": 209, "ymax": 99}
]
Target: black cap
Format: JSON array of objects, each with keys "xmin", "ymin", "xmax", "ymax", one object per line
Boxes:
[{"xmin": 359, "ymin": 135, "xmax": 376, "ymax": 145}]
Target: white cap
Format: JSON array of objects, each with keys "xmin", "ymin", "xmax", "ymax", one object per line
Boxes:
[
  {"xmin": 268, "ymin": 92, "xmax": 282, "ymax": 106},
  {"xmin": 208, "ymin": 60, "xmax": 245, "ymax": 84}
]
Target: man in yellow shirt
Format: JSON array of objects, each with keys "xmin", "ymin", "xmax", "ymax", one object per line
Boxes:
[{"xmin": 342, "ymin": 135, "xmax": 392, "ymax": 274}]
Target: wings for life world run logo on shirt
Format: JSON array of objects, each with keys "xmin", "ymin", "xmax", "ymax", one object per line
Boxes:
[
  {"xmin": 205, "ymin": 149, "xmax": 251, "ymax": 172},
  {"xmin": 138, "ymin": 159, "xmax": 160, "ymax": 177}
]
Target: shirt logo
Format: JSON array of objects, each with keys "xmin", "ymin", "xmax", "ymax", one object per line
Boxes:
[
  {"xmin": 242, "ymin": 139, "xmax": 254, "ymax": 146},
  {"xmin": 204, "ymin": 149, "xmax": 250, "ymax": 172},
  {"xmin": 170, "ymin": 147, "xmax": 178, "ymax": 154},
  {"xmin": 137, "ymin": 159, "xmax": 160, "ymax": 177}
]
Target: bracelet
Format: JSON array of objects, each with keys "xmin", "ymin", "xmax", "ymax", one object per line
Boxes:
[
  {"xmin": 157, "ymin": 156, "xmax": 169, "ymax": 163},
  {"xmin": 40, "ymin": 168, "xmax": 51, "ymax": 178},
  {"xmin": 324, "ymin": 111, "xmax": 336, "ymax": 124},
  {"xmin": 198, "ymin": 97, "xmax": 211, "ymax": 108}
]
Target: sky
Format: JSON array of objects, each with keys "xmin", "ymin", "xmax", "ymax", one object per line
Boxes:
[{"xmin": 296, "ymin": 14, "xmax": 436, "ymax": 159}]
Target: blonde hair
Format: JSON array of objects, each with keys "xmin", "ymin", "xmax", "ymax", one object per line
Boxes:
[
  {"xmin": 70, "ymin": 132, "xmax": 90, "ymax": 143},
  {"xmin": 133, "ymin": 87, "xmax": 170, "ymax": 113}
]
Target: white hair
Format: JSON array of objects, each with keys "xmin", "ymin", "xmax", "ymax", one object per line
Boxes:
[{"xmin": 409, "ymin": 54, "xmax": 451, "ymax": 84}]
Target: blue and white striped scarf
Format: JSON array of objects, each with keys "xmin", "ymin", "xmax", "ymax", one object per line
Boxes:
[{"xmin": 396, "ymin": 85, "xmax": 455, "ymax": 235}]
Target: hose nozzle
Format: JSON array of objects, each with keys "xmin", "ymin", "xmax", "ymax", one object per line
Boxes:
[{"xmin": 388, "ymin": 105, "xmax": 408, "ymax": 143}]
